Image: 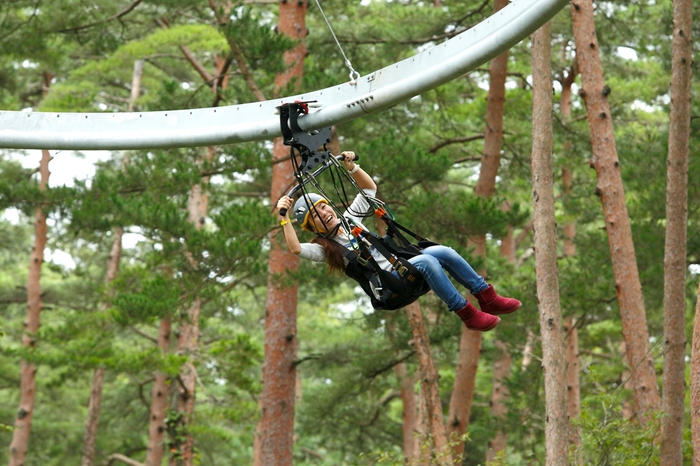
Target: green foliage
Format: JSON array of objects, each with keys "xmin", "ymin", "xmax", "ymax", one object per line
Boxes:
[
  {"xmin": 1, "ymin": 0, "xmax": 699, "ymax": 464},
  {"xmin": 577, "ymin": 395, "xmax": 661, "ymax": 465}
]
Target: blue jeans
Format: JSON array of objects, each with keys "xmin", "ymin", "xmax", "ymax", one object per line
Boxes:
[{"xmin": 406, "ymin": 245, "xmax": 488, "ymax": 312}]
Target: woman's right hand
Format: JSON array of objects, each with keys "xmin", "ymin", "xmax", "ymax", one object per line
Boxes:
[{"xmin": 277, "ymin": 196, "xmax": 293, "ymax": 218}]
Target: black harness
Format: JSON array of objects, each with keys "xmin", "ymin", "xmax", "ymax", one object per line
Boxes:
[
  {"xmin": 278, "ymin": 101, "xmax": 437, "ymax": 310},
  {"xmin": 342, "ymin": 209, "xmax": 438, "ymax": 311}
]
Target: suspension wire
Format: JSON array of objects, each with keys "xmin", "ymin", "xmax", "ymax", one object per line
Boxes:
[{"xmin": 313, "ymin": 0, "xmax": 361, "ymax": 84}]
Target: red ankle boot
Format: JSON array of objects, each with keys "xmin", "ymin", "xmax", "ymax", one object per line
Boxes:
[
  {"xmin": 454, "ymin": 302, "xmax": 500, "ymax": 332},
  {"xmin": 475, "ymin": 284, "xmax": 521, "ymax": 315}
]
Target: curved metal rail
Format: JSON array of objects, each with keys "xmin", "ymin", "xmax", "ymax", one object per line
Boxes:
[{"xmin": 0, "ymin": 0, "xmax": 569, "ymax": 150}]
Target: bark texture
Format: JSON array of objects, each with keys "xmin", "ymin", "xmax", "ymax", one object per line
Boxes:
[
  {"xmin": 9, "ymin": 149, "xmax": 51, "ymax": 466},
  {"xmin": 395, "ymin": 362, "xmax": 418, "ymax": 461},
  {"xmin": 446, "ymin": 323, "xmax": 480, "ymax": 459},
  {"xmin": 691, "ymin": 280, "xmax": 700, "ymax": 466},
  {"xmin": 446, "ymin": 1, "xmax": 509, "ymax": 458},
  {"xmin": 388, "ymin": 315, "xmax": 419, "ymax": 461},
  {"xmin": 146, "ymin": 319, "xmax": 172, "ymax": 466},
  {"xmin": 531, "ymin": 22, "xmax": 569, "ymax": 465},
  {"xmin": 258, "ymin": 1, "xmax": 307, "ymax": 464},
  {"xmin": 570, "ymin": 0, "xmax": 660, "ymax": 422},
  {"xmin": 564, "ymin": 316, "xmax": 582, "ymax": 465},
  {"xmin": 83, "ymin": 58, "xmax": 142, "ymax": 466},
  {"xmin": 405, "ymin": 301, "xmax": 452, "ymax": 465},
  {"xmin": 560, "ymin": 59, "xmax": 582, "ymax": 462},
  {"xmin": 83, "ymin": 230, "xmax": 123, "ymax": 465},
  {"xmin": 660, "ymin": 0, "xmax": 692, "ymax": 462},
  {"xmin": 486, "ymin": 341, "xmax": 512, "ymax": 462}
]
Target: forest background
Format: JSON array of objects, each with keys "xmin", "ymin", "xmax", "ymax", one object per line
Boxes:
[{"xmin": 0, "ymin": 0, "xmax": 698, "ymax": 465}]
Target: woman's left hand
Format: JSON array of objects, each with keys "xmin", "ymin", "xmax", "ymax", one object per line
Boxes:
[{"xmin": 341, "ymin": 151, "xmax": 357, "ymax": 171}]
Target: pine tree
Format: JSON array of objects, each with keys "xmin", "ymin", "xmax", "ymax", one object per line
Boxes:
[
  {"xmin": 660, "ymin": 0, "xmax": 692, "ymax": 462},
  {"xmin": 531, "ymin": 20, "xmax": 569, "ymax": 466}
]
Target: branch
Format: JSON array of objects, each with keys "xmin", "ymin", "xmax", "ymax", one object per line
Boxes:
[
  {"xmin": 106, "ymin": 453, "xmax": 145, "ymax": 466},
  {"xmin": 357, "ymin": 390, "xmax": 401, "ymax": 427},
  {"xmin": 339, "ymin": 0, "xmax": 490, "ymax": 47},
  {"xmin": 137, "ymin": 377, "xmax": 155, "ymax": 409},
  {"xmin": 0, "ymin": 0, "xmax": 40, "ymax": 42},
  {"xmin": 207, "ymin": 0, "xmax": 266, "ymax": 101},
  {"xmin": 58, "ymin": 0, "xmax": 144, "ymax": 33},
  {"xmin": 364, "ymin": 351, "xmax": 416, "ymax": 379},
  {"xmin": 128, "ymin": 326, "xmax": 158, "ymax": 343},
  {"xmin": 179, "ymin": 45, "xmax": 214, "ymax": 84},
  {"xmin": 429, "ymin": 134, "xmax": 484, "ymax": 154},
  {"xmin": 292, "ymin": 353, "xmax": 323, "ymax": 368},
  {"xmin": 514, "ymin": 221, "xmax": 533, "ymax": 249}
]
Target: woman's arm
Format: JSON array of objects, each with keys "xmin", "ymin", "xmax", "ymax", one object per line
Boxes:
[
  {"xmin": 276, "ymin": 196, "xmax": 302, "ymax": 255},
  {"xmin": 341, "ymin": 151, "xmax": 376, "ymax": 191}
]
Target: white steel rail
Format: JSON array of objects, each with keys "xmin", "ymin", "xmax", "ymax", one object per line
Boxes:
[{"xmin": 0, "ymin": 0, "xmax": 569, "ymax": 150}]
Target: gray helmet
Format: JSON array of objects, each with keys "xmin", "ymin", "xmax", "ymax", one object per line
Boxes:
[{"xmin": 293, "ymin": 193, "xmax": 328, "ymax": 231}]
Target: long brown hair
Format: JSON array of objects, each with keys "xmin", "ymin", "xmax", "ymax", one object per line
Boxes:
[{"xmin": 311, "ymin": 236, "xmax": 346, "ymax": 274}]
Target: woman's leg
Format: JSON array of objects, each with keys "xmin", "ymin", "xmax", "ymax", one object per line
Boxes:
[
  {"xmin": 408, "ymin": 254, "xmax": 500, "ymax": 332},
  {"xmin": 420, "ymin": 245, "xmax": 521, "ymax": 315},
  {"xmin": 408, "ymin": 254, "xmax": 466, "ymax": 312},
  {"xmin": 420, "ymin": 245, "xmax": 488, "ymax": 294}
]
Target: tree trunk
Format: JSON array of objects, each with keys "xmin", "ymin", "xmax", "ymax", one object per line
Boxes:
[
  {"xmin": 396, "ymin": 360, "xmax": 419, "ymax": 461},
  {"xmin": 169, "ymin": 180, "xmax": 211, "ymax": 466},
  {"xmin": 388, "ymin": 314, "xmax": 419, "ymax": 461},
  {"xmin": 531, "ymin": 21, "xmax": 569, "ymax": 465},
  {"xmin": 169, "ymin": 302, "xmax": 199, "ymax": 466},
  {"xmin": 690, "ymin": 280, "xmax": 700, "ymax": 465},
  {"xmin": 9, "ymin": 149, "xmax": 51, "ymax": 466},
  {"xmin": 146, "ymin": 318, "xmax": 172, "ymax": 466},
  {"xmin": 486, "ymin": 340, "xmax": 512, "ymax": 462},
  {"xmin": 83, "ymin": 58, "xmax": 143, "ymax": 466},
  {"xmin": 660, "ymin": 0, "xmax": 692, "ymax": 462},
  {"xmin": 570, "ymin": 0, "xmax": 661, "ymax": 422},
  {"xmin": 81, "ymin": 228, "xmax": 123, "ymax": 466},
  {"xmin": 485, "ymin": 208, "xmax": 519, "ymax": 463},
  {"xmin": 564, "ymin": 316, "xmax": 582, "ymax": 464},
  {"xmin": 560, "ymin": 56, "xmax": 582, "ymax": 462},
  {"xmin": 446, "ymin": 324, "xmax": 480, "ymax": 459},
  {"xmin": 258, "ymin": 1, "xmax": 307, "ymax": 464},
  {"xmin": 446, "ymin": 0, "xmax": 509, "ymax": 459},
  {"xmin": 405, "ymin": 301, "xmax": 452, "ymax": 465},
  {"xmin": 562, "ymin": 168, "xmax": 577, "ymax": 258}
]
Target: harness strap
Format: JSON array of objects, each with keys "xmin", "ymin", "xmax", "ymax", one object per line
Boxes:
[{"xmin": 375, "ymin": 208, "xmax": 427, "ymax": 243}]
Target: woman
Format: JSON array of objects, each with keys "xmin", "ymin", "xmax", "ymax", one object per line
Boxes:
[{"xmin": 276, "ymin": 151, "xmax": 521, "ymax": 332}]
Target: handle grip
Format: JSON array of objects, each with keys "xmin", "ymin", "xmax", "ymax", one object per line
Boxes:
[{"xmin": 278, "ymin": 154, "xmax": 359, "ymax": 217}]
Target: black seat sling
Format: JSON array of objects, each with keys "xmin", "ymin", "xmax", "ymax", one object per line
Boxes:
[{"xmin": 343, "ymin": 217, "xmax": 435, "ymax": 311}]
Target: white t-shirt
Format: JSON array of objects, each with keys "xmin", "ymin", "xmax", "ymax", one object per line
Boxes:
[{"xmin": 297, "ymin": 189, "xmax": 392, "ymax": 271}]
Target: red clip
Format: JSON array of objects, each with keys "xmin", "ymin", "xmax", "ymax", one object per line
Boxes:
[
  {"xmin": 293, "ymin": 100, "xmax": 309, "ymax": 114},
  {"xmin": 352, "ymin": 225, "xmax": 364, "ymax": 237},
  {"xmin": 374, "ymin": 207, "xmax": 387, "ymax": 218}
]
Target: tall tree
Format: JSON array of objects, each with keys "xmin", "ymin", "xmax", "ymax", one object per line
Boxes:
[
  {"xmin": 486, "ymin": 340, "xmax": 512, "ymax": 462},
  {"xmin": 531, "ymin": 20, "xmax": 569, "ymax": 465},
  {"xmin": 259, "ymin": 0, "xmax": 307, "ymax": 464},
  {"xmin": 560, "ymin": 60, "xmax": 582, "ymax": 462},
  {"xmin": 82, "ymin": 58, "xmax": 143, "ymax": 466},
  {"xmin": 660, "ymin": 0, "xmax": 692, "ymax": 462},
  {"xmin": 8, "ymin": 149, "xmax": 51, "ymax": 466},
  {"xmin": 146, "ymin": 319, "xmax": 172, "ymax": 466},
  {"xmin": 691, "ymin": 281, "xmax": 700, "ymax": 464},
  {"xmin": 570, "ymin": 0, "xmax": 661, "ymax": 422},
  {"xmin": 446, "ymin": 0, "xmax": 509, "ymax": 458},
  {"xmin": 405, "ymin": 301, "xmax": 452, "ymax": 465}
]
